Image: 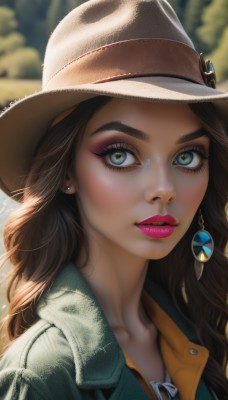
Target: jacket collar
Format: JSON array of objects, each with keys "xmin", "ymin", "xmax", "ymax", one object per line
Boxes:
[
  {"xmin": 37, "ymin": 263, "xmax": 125, "ymax": 389},
  {"xmin": 37, "ymin": 263, "xmax": 211, "ymax": 399}
]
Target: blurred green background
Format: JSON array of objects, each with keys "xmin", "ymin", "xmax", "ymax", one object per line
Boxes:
[
  {"xmin": 0, "ymin": 0, "xmax": 227, "ymax": 330},
  {"xmin": 0, "ymin": 0, "xmax": 227, "ymax": 110}
]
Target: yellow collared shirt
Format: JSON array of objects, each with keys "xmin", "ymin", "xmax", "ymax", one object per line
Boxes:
[{"xmin": 125, "ymin": 291, "xmax": 209, "ymax": 400}]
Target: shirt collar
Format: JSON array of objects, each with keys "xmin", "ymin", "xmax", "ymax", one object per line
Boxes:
[{"xmin": 143, "ymin": 278, "xmax": 210, "ymax": 400}]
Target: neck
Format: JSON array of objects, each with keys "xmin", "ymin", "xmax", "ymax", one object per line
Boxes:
[{"xmin": 77, "ymin": 241, "xmax": 149, "ymax": 334}]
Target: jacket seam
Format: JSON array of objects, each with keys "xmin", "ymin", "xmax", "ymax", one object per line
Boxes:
[
  {"xmin": 11, "ymin": 369, "xmax": 51, "ymax": 400},
  {"xmin": 19, "ymin": 321, "xmax": 54, "ymax": 368},
  {"xmin": 43, "ymin": 300, "xmax": 124, "ymax": 385}
]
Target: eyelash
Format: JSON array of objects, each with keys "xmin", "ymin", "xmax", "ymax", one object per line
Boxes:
[
  {"xmin": 94, "ymin": 142, "xmax": 209, "ymax": 173},
  {"xmin": 173, "ymin": 146, "xmax": 209, "ymax": 173},
  {"xmin": 94, "ymin": 142, "xmax": 138, "ymax": 171}
]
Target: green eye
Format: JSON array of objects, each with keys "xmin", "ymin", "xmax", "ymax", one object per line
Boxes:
[
  {"xmin": 176, "ymin": 152, "xmax": 194, "ymax": 166},
  {"xmin": 96, "ymin": 143, "xmax": 138, "ymax": 170},
  {"xmin": 107, "ymin": 150, "xmax": 136, "ymax": 167},
  {"xmin": 175, "ymin": 151, "xmax": 201, "ymax": 169},
  {"xmin": 109, "ymin": 151, "xmax": 127, "ymax": 165}
]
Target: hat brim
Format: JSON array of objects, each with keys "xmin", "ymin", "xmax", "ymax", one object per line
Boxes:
[{"xmin": 0, "ymin": 76, "xmax": 228, "ymax": 197}]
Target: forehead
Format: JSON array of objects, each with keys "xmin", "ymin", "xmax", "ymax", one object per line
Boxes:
[{"xmin": 84, "ymin": 98, "xmax": 202, "ymax": 138}]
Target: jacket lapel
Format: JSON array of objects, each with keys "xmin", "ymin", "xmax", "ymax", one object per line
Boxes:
[
  {"xmin": 37, "ymin": 263, "xmax": 213, "ymax": 400},
  {"xmin": 37, "ymin": 263, "xmax": 125, "ymax": 389}
]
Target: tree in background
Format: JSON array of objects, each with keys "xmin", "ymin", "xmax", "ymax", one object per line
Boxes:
[
  {"xmin": 46, "ymin": 0, "xmax": 68, "ymax": 32},
  {"xmin": 0, "ymin": 6, "xmax": 26, "ymax": 63},
  {"xmin": 0, "ymin": 32, "xmax": 25, "ymax": 56},
  {"xmin": 169, "ymin": 0, "xmax": 227, "ymax": 82},
  {"xmin": 182, "ymin": 0, "xmax": 212, "ymax": 52},
  {"xmin": 0, "ymin": 48, "xmax": 42, "ymax": 79},
  {"xmin": 208, "ymin": 26, "xmax": 228, "ymax": 80},
  {"xmin": 197, "ymin": 0, "xmax": 228, "ymax": 51},
  {"xmin": 47, "ymin": 0, "xmax": 86, "ymax": 33},
  {"xmin": 14, "ymin": 0, "xmax": 85, "ymax": 55},
  {"xmin": 0, "ymin": 0, "xmax": 227, "ymax": 82},
  {"xmin": 0, "ymin": 0, "xmax": 14, "ymax": 8},
  {"xmin": 15, "ymin": 0, "xmax": 51, "ymax": 54},
  {"xmin": 0, "ymin": 6, "xmax": 17, "ymax": 36},
  {"xmin": 0, "ymin": 5, "xmax": 42, "ymax": 78},
  {"xmin": 197, "ymin": 0, "xmax": 228, "ymax": 80}
]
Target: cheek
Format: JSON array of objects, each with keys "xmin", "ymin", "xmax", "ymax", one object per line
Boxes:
[
  {"xmin": 178, "ymin": 171, "xmax": 209, "ymax": 211},
  {"xmin": 75, "ymin": 159, "xmax": 135, "ymax": 210}
]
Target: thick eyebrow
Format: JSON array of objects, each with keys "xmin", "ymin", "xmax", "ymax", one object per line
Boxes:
[
  {"xmin": 91, "ymin": 122, "xmax": 208, "ymax": 144},
  {"xmin": 90, "ymin": 121, "xmax": 149, "ymax": 141},
  {"xmin": 176, "ymin": 128, "xmax": 209, "ymax": 144}
]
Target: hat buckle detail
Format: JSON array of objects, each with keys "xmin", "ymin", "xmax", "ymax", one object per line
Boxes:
[{"xmin": 199, "ymin": 53, "xmax": 216, "ymax": 89}]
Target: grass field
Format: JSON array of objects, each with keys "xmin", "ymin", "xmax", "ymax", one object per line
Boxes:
[
  {"xmin": 0, "ymin": 78, "xmax": 41, "ymax": 109},
  {"xmin": 0, "ymin": 78, "xmax": 227, "ymax": 109}
]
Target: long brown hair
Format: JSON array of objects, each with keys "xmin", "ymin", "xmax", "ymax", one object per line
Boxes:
[
  {"xmin": 150, "ymin": 102, "xmax": 228, "ymax": 397},
  {"xmin": 1, "ymin": 97, "xmax": 228, "ymax": 397}
]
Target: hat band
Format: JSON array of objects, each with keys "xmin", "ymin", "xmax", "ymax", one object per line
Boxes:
[{"xmin": 45, "ymin": 38, "xmax": 205, "ymax": 90}]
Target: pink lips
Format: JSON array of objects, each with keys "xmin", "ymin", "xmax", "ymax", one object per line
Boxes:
[{"xmin": 135, "ymin": 214, "xmax": 177, "ymax": 238}]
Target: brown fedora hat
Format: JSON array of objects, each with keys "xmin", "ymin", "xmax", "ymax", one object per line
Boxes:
[{"xmin": 0, "ymin": 0, "xmax": 228, "ymax": 197}]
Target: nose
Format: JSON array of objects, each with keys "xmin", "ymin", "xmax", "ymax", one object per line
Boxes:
[{"xmin": 143, "ymin": 161, "xmax": 176, "ymax": 205}]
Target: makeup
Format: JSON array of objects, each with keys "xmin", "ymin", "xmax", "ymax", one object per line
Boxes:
[
  {"xmin": 173, "ymin": 145, "xmax": 209, "ymax": 173},
  {"xmin": 74, "ymin": 98, "xmax": 209, "ymax": 261},
  {"xmin": 91, "ymin": 137, "xmax": 136, "ymax": 156},
  {"xmin": 135, "ymin": 215, "xmax": 177, "ymax": 239},
  {"xmin": 91, "ymin": 139, "xmax": 139, "ymax": 170}
]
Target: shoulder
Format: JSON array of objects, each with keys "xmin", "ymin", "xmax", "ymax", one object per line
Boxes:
[
  {"xmin": 0, "ymin": 319, "xmax": 80, "ymax": 399},
  {"xmin": 1, "ymin": 319, "xmax": 74, "ymax": 373}
]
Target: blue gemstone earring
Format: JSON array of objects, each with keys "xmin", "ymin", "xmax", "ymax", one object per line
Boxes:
[{"xmin": 191, "ymin": 210, "xmax": 214, "ymax": 280}]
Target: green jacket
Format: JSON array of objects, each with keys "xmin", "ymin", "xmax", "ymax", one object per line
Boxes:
[{"xmin": 0, "ymin": 263, "xmax": 215, "ymax": 400}]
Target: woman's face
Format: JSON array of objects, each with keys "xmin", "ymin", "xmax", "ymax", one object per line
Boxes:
[{"xmin": 70, "ymin": 99, "xmax": 209, "ymax": 260}]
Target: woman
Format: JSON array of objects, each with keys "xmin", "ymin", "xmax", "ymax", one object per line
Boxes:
[{"xmin": 0, "ymin": 1, "xmax": 227, "ymax": 399}]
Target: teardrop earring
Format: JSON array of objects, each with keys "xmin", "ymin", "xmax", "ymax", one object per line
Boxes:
[{"xmin": 191, "ymin": 210, "xmax": 214, "ymax": 281}]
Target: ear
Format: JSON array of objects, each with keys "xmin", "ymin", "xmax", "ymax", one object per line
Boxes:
[{"xmin": 61, "ymin": 171, "xmax": 77, "ymax": 195}]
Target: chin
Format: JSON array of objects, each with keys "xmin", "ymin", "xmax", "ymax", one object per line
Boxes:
[{"xmin": 137, "ymin": 241, "xmax": 178, "ymax": 260}]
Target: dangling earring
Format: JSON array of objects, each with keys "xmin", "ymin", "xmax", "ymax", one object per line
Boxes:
[{"xmin": 191, "ymin": 210, "xmax": 214, "ymax": 281}]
